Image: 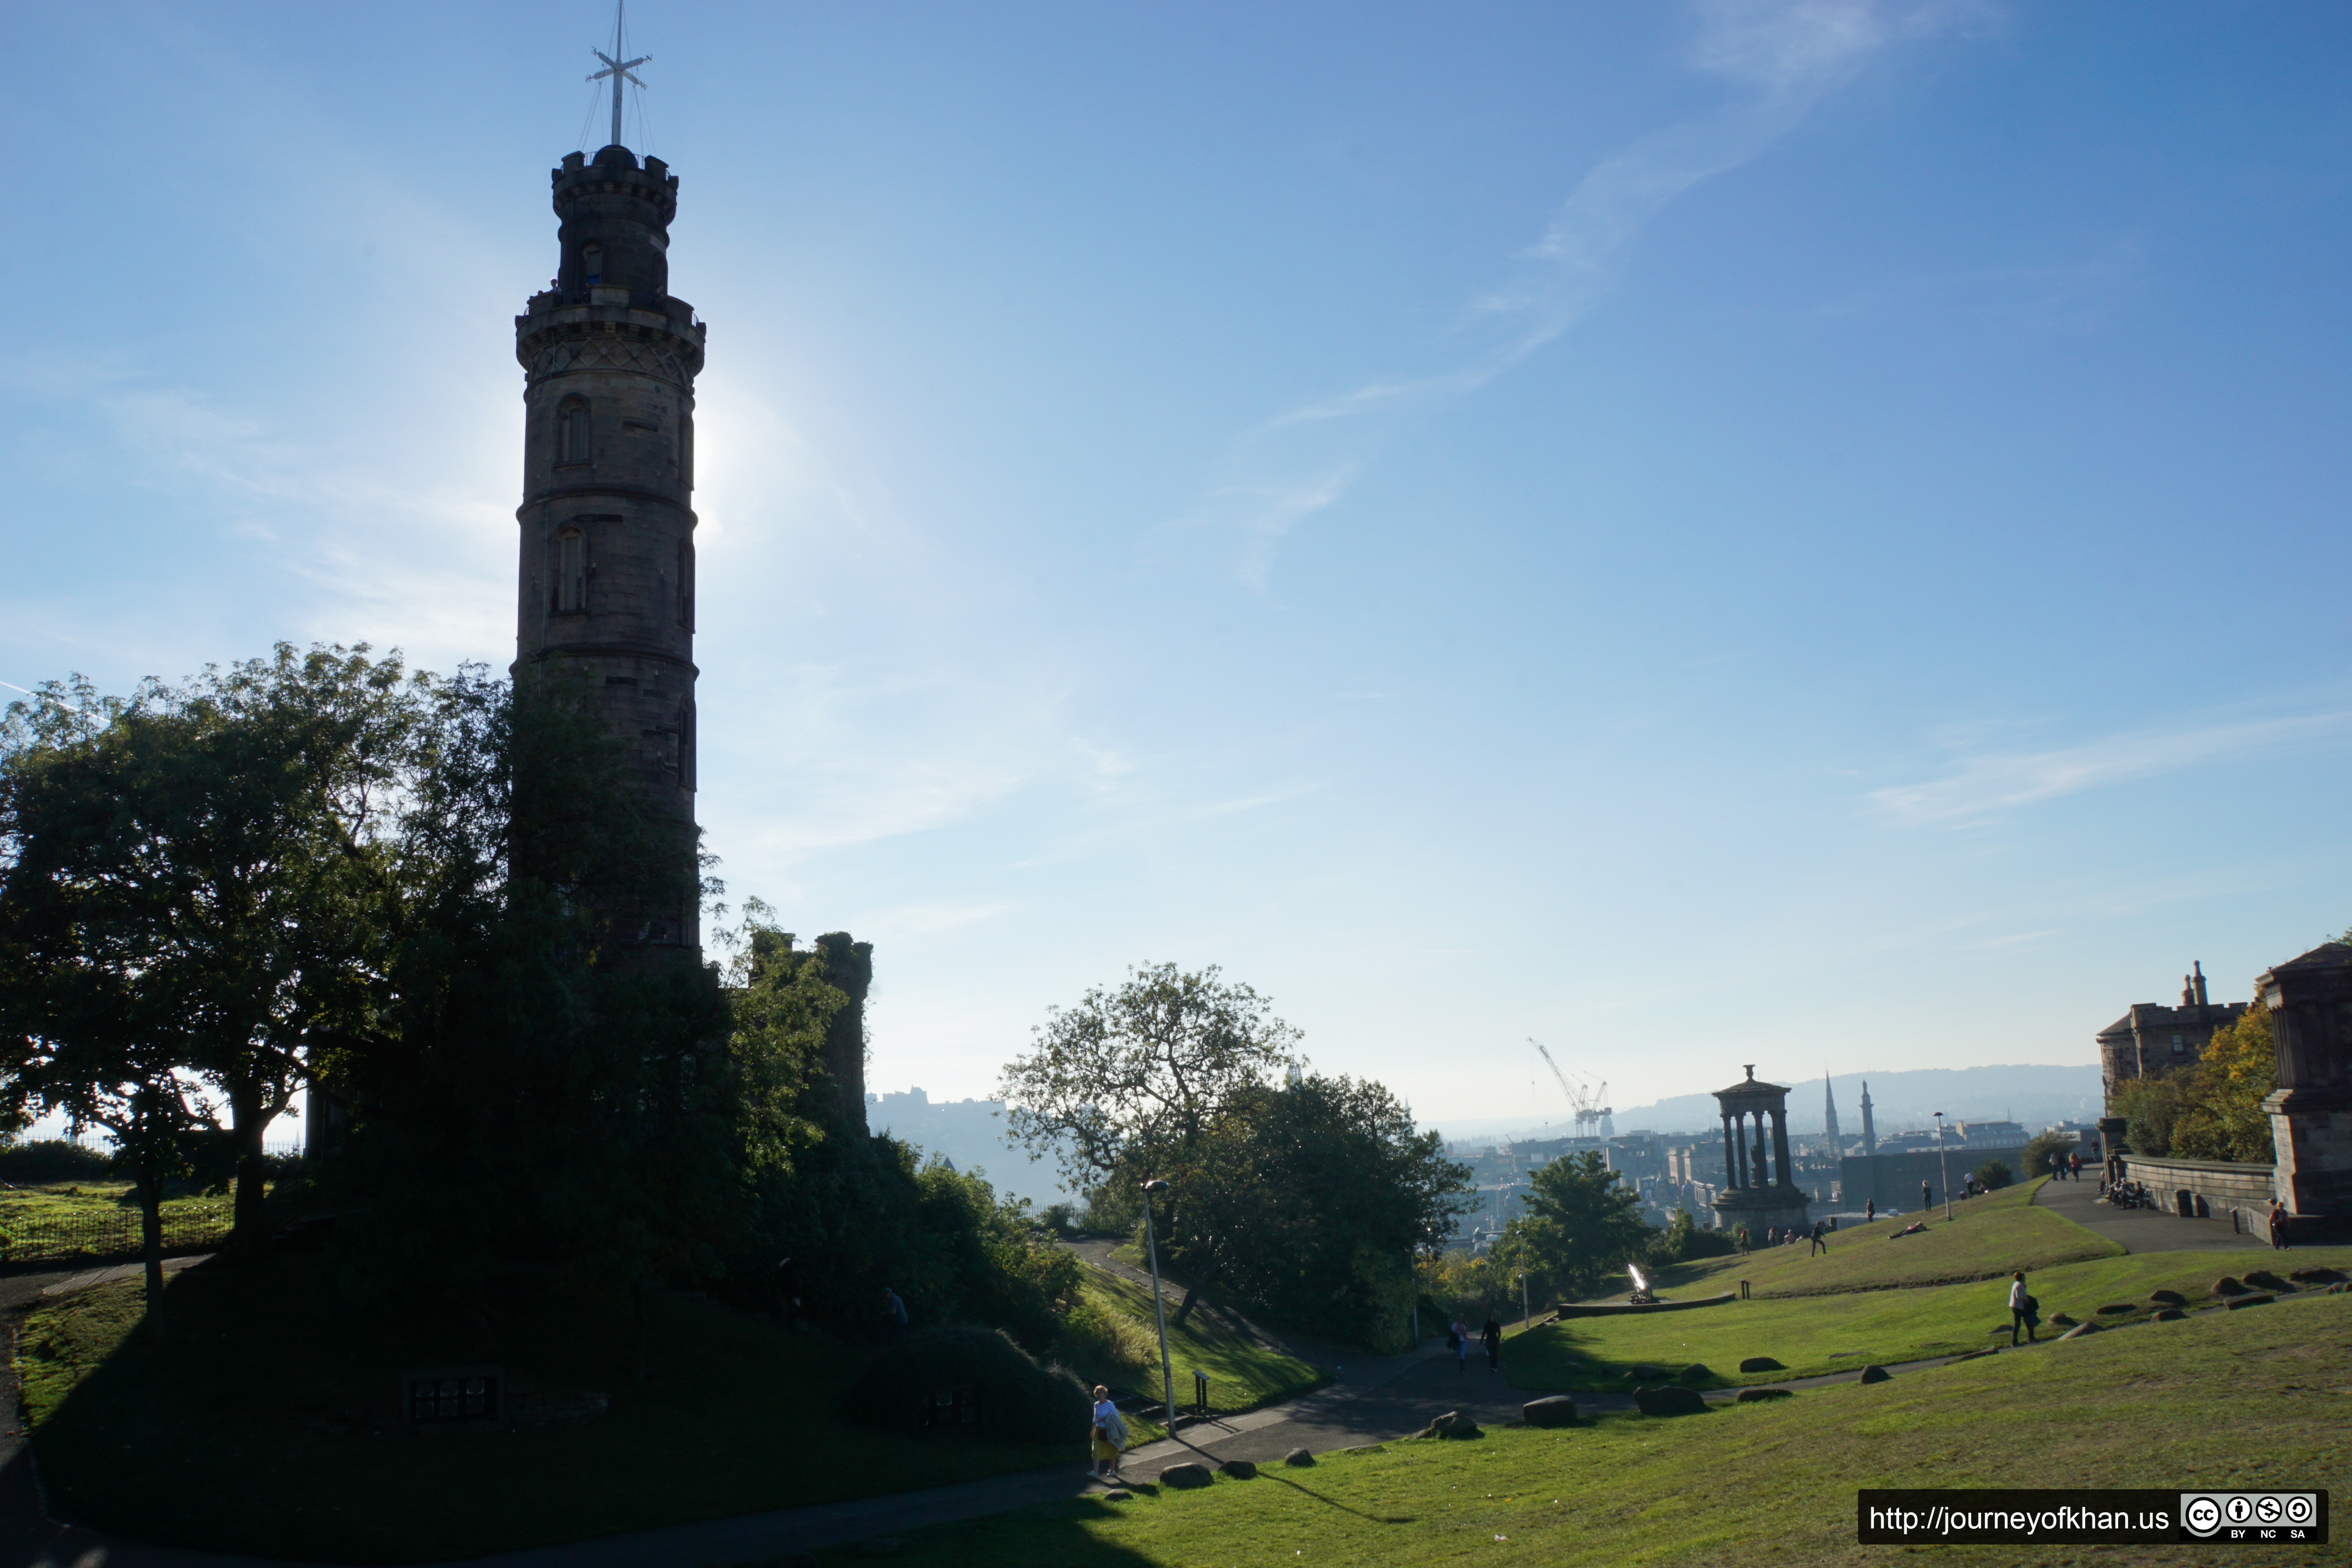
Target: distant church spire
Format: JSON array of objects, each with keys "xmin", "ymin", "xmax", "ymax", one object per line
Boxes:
[
  {"xmin": 1859, "ymin": 1080, "xmax": 1877, "ymax": 1155},
  {"xmin": 1822, "ymin": 1068, "xmax": 1840, "ymax": 1152},
  {"xmin": 589, "ymin": 1, "xmax": 650, "ymax": 151}
]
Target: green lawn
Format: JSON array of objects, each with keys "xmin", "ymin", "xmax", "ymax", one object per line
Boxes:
[
  {"xmin": 18, "ymin": 1258, "xmax": 1073, "ymax": 1563},
  {"xmin": 1506, "ymin": 1245, "xmax": 2352, "ymax": 1390},
  {"xmin": 1076, "ymin": 1267, "xmax": 1325, "ymax": 1416},
  {"xmin": 808, "ymin": 1292, "xmax": 2352, "ymax": 1568},
  {"xmin": 1637, "ymin": 1177, "xmax": 2120, "ymax": 1300},
  {"xmin": 0, "ymin": 1182, "xmax": 233, "ymax": 1262}
]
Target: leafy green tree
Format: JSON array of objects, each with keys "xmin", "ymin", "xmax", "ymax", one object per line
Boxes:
[
  {"xmin": 1974, "ymin": 1159, "xmax": 2013, "ymax": 1191},
  {"xmin": 1507, "ymin": 1150, "xmax": 1653, "ymax": 1301},
  {"xmin": 1203, "ymin": 1074, "xmax": 1470, "ymax": 1350},
  {"xmin": 2020, "ymin": 1129, "xmax": 2079, "ymax": 1183},
  {"xmin": 1000, "ymin": 963, "xmax": 1299, "ymax": 1326},
  {"xmin": 0, "ymin": 648, "xmax": 424, "ymax": 1254},
  {"xmin": 2169, "ymin": 1008, "xmax": 2277, "ymax": 1163}
]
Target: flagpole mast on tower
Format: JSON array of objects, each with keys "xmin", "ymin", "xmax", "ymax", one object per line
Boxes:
[{"xmin": 588, "ymin": 1, "xmax": 650, "ymax": 151}]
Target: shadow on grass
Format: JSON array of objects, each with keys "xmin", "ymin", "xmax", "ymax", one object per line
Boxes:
[{"xmin": 1253, "ymin": 1469, "xmax": 1417, "ymax": 1525}]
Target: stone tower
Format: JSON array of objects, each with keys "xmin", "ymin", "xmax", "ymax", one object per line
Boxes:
[
  {"xmin": 1859, "ymin": 1080, "xmax": 1877, "ymax": 1155},
  {"xmin": 513, "ymin": 142, "xmax": 708, "ymax": 951}
]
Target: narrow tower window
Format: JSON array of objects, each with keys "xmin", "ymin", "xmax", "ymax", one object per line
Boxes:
[
  {"xmin": 680, "ymin": 412, "xmax": 694, "ymax": 488},
  {"xmin": 557, "ymin": 397, "xmax": 590, "ymax": 466},
  {"xmin": 554, "ymin": 526, "xmax": 587, "ymax": 613},
  {"xmin": 679, "ymin": 701, "xmax": 695, "ymax": 789},
  {"xmin": 582, "ymin": 243, "xmax": 604, "ymax": 287},
  {"xmin": 676, "ymin": 538, "xmax": 695, "ymax": 630}
]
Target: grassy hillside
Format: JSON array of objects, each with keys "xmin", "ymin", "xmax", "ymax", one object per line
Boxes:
[
  {"xmin": 1071, "ymin": 1267, "xmax": 1325, "ymax": 1415},
  {"xmin": 17, "ymin": 1258, "xmax": 1071, "ymax": 1563},
  {"xmin": 832, "ymin": 1292, "xmax": 2352, "ymax": 1568},
  {"xmin": 1508, "ymin": 1245, "xmax": 2352, "ymax": 1390},
  {"xmin": 1645, "ymin": 1177, "xmax": 2120, "ymax": 1299}
]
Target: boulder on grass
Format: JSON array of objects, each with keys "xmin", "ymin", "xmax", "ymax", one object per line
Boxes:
[
  {"xmin": 2147, "ymin": 1289, "xmax": 2188, "ymax": 1307},
  {"xmin": 1857, "ymin": 1365, "xmax": 1891, "ymax": 1385},
  {"xmin": 2094, "ymin": 1303, "xmax": 2138, "ymax": 1317},
  {"xmin": 2225, "ymin": 1293, "xmax": 2274, "ymax": 1310},
  {"xmin": 1421, "ymin": 1410, "xmax": 1482, "ymax": 1439},
  {"xmin": 2060, "ymin": 1321, "xmax": 2099, "ymax": 1340},
  {"xmin": 2153, "ymin": 1308, "xmax": 2185, "ymax": 1322},
  {"xmin": 1626, "ymin": 1363, "xmax": 1670, "ymax": 1381},
  {"xmin": 1634, "ymin": 1385, "xmax": 1708, "ymax": 1417},
  {"xmin": 1681, "ymin": 1363, "xmax": 1713, "ymax": 1382},
  {"xmin": 2210, "ymin": 1276, "xmax": 2250, "ymax": 1298},
  {"xmin": 2049, "ymin": 1313, "xmax": 2079, "ymax": 1327},
  {"xmin": 1220, "ymin": 1460, "xmax": 1257, "ymax": 1479},
  {"xmin": 1522, "ymin": 1396, "xmax": 1577, "ymax": 1428},
  {"xmin": 2243, "ymin": 1269, "xmax": 2292, "ymax": 1293},
  {"xmin": 2287, "ymin": 1266, "xmax": 2345, "ymax": 1284},
  {"xmin": 1283, "ymin": 1448, "xmax": 1314, "ymax": 1467},
  {"xmin": 1159, "ymin": 1463, "xmax": 1214, "ymax": 1490},
  {"xmin": 1738, "ymin": 1356, "xmax": 1784, "ymax": 1373},
  {"xmin": 1735, "ymin": 1387, "xmax": 1793, "ymax": 1403}
]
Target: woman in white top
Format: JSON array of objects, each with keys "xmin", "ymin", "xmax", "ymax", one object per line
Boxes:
[
  {"xmin": 2007, "ymin": 1271, "xmax": 2035, "ymax": 1345},
  {"xmin": 1090, "ymin": 1386, "xmax": 1126, "ymax": 1479}
]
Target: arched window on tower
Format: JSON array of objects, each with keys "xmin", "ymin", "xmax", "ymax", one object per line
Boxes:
[
  {"xmin": 678, "ymin": 701, "xmax": 695, "ymax": 790},
  {"xmin": 675, "ymin": 538, "xmax": 694, "ymax": 630},
  {"xmin": 556, "ymin": 397, "xmax": 590, "ymax": 467},
  {"xmin": 553, "ymin": 526, "xmax": 587, "ymax": 614},
  {"xmin": 582, "ymin": 243, "xmax": 604, "ymax": 287}
]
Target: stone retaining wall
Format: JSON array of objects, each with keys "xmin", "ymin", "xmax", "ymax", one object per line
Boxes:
[{"xmin": 2119, "ymin": 1154, "xmax": 2276, "ymax": 1222}]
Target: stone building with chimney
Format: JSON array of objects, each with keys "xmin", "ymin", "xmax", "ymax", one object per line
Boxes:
[{"xmin": 2096, "ymin": 962, "xmax": 2247, "ymax": 1104}]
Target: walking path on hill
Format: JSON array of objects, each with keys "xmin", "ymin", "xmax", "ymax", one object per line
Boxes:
[{"xmin": 2033, "ymin": 1171, "xmax": 2266, "ymax": 1254}]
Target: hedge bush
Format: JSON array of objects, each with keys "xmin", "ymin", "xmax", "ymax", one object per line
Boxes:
[{"xmin": 845, "ymin": 1323, "xmax": 1089, "ymax": 1444}]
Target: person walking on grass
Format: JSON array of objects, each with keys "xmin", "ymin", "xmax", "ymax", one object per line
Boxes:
[
  {"xmin": 1450, "ymin": 1316, "xmax": 1472, "ymax": 1374},
  {"xmin": 1922, "ymin": 1179, "xmax": 1933, "ymax": 1212},
  {"xmin": 1865, "ymin": 1198, "xmax": 1875, "ymax": 1225},
  {"xmin": 2007, "ymin": 1270, "xmax": 2037, "ymax": 1345},
  {"xmin": 1808, "ymin": 1219, "xmax": 1828, "ymax": 1256},
  {"xmin": 1090, "ymin": 1385, "xmax": 1127, "ymax": 1481},
  {"xmin": 1481, "ymin": 1313, "xmax": 1503, "ymax": 1373},
  {"xmin": 2269, "ymin": 1198, "xmax": 2291, "ymax": 1250}
]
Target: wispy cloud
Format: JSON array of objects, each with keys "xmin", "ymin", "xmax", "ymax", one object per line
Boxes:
[
  {"xmin": 1181, "ymin": 0, "xmax": 1975, "ymax": 588},
  {"xmin": 1868, "ymin": 710, "xmax": 2352, "ymax": 828}
]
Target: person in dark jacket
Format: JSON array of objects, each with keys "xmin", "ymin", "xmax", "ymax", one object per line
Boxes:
[{"xmin": 1481, "ymin": 1314, "xmax": 1503, "ymax": 1372}]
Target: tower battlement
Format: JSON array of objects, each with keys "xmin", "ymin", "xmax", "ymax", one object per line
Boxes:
[{"xmin": 547, "ymin": 145, "xmax": 681, "ymax": 309}]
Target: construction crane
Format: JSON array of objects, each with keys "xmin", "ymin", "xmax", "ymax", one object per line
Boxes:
[{"xmin": 1528, "ymin": 1038, "xmax": 1615, "ymax": 1141}]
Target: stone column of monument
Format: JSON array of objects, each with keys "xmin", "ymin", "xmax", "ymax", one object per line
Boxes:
[
  {"xmin": 1721, "ymin": 1113, "xmax": 1738, "ymax": 1190},
  {"xmin": 1771, "ymin": 1107, "xmax": 1793, "ymax": 1187},
  {"xmin": 2254, "ymin": 942, "xmax": 2352, "ymax": 1240},
  {"xmin": 513, "ymin": 142, "xmax": 708, "ymax": 953}
]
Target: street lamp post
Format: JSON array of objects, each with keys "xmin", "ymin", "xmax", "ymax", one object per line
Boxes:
[
  {"xmin": 1933, "ymin": 1112, "xmax": 1952, "ymax": 1221},
  {"xmin": 1140, "ymin": 1179, "xmax": 1179, "ymax": 1430},
  {"xmin": 1518, "ymin": 1270, "xmax": 1529, "ymax": 1332}
]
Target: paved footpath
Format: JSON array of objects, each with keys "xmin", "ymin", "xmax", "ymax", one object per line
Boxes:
[{"xmin": 2032, "ymin": 1171, "xmax": 2269, "ymax": 1254}]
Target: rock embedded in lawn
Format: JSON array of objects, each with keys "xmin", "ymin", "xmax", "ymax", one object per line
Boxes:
[
  {"xmin": 2147, "ymin": 1289, "xmax": 2187, "ymax": 1307},
  {"xmin": 1283, "ymin": 1448, "xmax": 1314, "ymax": 1467},
  {"xmin": 1681, "ymin": 1364, "xmax": 1713, "ymax": 1382},
  {"xmin": 2153, "ymin": 1308, "xmax": 2185, "ymax": 1322},
  {"xmin": 2287, "ymin": 1266, "xmax": 2345, "ymax": 1284},
  {"xmin": 1735, "ymin": 1387, "xmax": 1793, "ymax": 1403},
  {"xmin": 1857, "ymin": 1365, "xmax": 1891, "ymax": 1384},
  {"xmin": 1522, "ymin": 1396, "xmax": 1577, "ymax": 1428},
  {"xmin": 2210, "ymin": 1276, "xmax": 2250, "ymax": 1298},
  {"xmin": 2059, "ymin": 1321, "xmax": 2099, "ymax": 1340},
  {"xmin": 2094, "ymin": 1303, "xmax": 2139, "ymax": 1317},
  {"xmin": 1633, "ymin": 1385, "xmax": 1707, "ymax": 1417},
  {"xmin": 1738, "ymin": 1356, "xmax": 1784, "ymax": 1373},
  {"xmin": 1421, "ymin": 1410, "xmax": 1482, "ymax": 1439},
  {"xmin": 1159, "ymin": 1463, "xmax": 1214, "ymax": 1490},
  {"xmin": 2049, "ymin": 1313, "xmax": 2078, "ymax": 1327},
  {"xmin": 1627, "ymin": 1363, "xmax": 1670, "ymax": 1381},
  {"xmin": 2243, "ymin": 1270, "xmax": 2292, "ymax": 1293},
  {"xmin": 1220, "ymin": 1459, "xmax": 1257, "ymax": 1479},
  {"xmin": 2225, "ymin": 1293, "xmax": 2274, "ymax": 1310}
]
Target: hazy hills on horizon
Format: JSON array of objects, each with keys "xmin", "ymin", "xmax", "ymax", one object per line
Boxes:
[{"xmin": 1430, "ymin": 1063, "xmax": 2105, "ymax": 1147}]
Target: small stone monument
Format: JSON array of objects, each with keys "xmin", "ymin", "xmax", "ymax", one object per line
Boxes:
[{"xmin": 1710, "ymin": 1066, "xmax": 1812, "ymax": 1242}]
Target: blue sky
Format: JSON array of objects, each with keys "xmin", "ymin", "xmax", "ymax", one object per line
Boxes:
[{"xmin": 6, "ymin": 2, "xmax": 2351, "ymax": 1132}]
